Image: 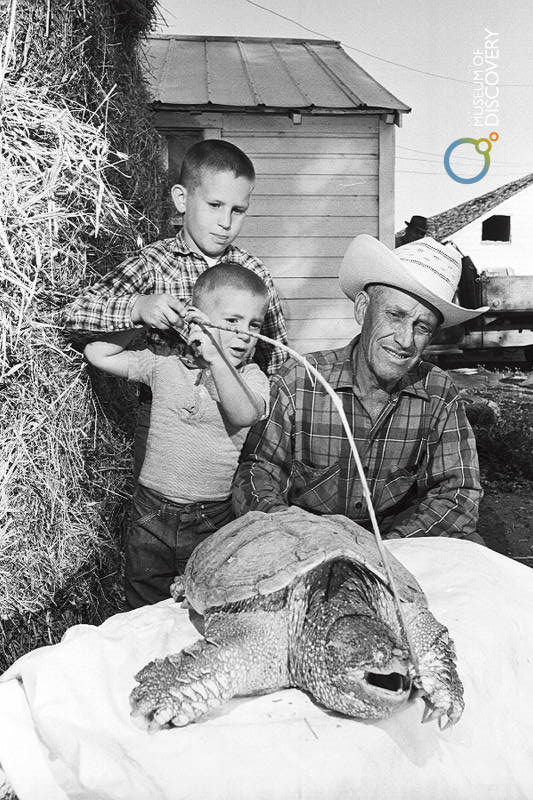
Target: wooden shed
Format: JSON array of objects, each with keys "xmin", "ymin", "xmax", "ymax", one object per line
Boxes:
[{"xmin": 143, "ymin": 35, "xmax": 410, "ymax": 352}]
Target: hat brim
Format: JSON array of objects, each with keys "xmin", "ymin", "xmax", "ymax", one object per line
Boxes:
[{"xmin": 339, "ymin": 235, "xmax": 489, "ymax": 329}]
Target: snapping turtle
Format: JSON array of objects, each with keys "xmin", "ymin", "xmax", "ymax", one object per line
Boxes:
[{"xmin": 130, "ymin": 507, "xmax": 464, "ymax": 730}]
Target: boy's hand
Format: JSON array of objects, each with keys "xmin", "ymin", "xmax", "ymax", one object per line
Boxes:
[
  {"xmin": 187, "ymin": 317, "xmax": 222, "ymax": 366},
  {"xmin": 131, "ymin": 294, "xmax": 186, "ymax": 330}
]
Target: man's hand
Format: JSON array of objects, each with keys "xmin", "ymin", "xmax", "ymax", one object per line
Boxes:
[{"xmin": 131, "ymin": 294, "xmax": 186, "ymax": 330}]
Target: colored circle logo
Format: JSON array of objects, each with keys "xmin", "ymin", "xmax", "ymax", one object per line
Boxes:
[{"xmin": 443, "ymin": 132, "xmax": 499, "ymax": 184}]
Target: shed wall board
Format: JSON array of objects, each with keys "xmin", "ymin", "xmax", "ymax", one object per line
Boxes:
[
  {"xmin": 287, "ymin": 317, "xmax": 359, "ymax": 340},
  {"xmin": 231, "ymin": 135, "xmax": 378, "ymax": 155},
  {"xmin": 236, "ymin": 237, "xmax": 365, "ymax": 257},
  {"xmin": 249, "ymin": 196, "xmax": 377, "ymax": 216},
  {"xmin": 274, "ymin": 278, "xmax": 346, "ymax": 298},
  {"xmin": 252, "ymin": 175, "xmax": 378, "ymax": 195},
  {"xmin": 242, "ymin": 216, "xmax": 376, "ymax": 237},
  {"xmin": 258, "ymin": 257, "xmax": 344, "ymax": 278}
]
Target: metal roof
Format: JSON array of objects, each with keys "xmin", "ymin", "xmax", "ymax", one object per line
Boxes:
[{"xmin": 143, "ymin": 35, "xmax": 410, "ymax": 113}]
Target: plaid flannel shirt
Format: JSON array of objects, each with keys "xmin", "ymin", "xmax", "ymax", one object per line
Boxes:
[
  {"xmin": 63, "ymin": 231, "xmax": 288, "ymax": 375},
  {"xmin": 233, "ymin": 337, "xmax": 482, "ymax": 539}
]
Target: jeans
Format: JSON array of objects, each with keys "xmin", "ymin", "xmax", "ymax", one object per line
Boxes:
[{"xmin": 125, "ymin": 482, "xmax": 235, "ymax": 609}]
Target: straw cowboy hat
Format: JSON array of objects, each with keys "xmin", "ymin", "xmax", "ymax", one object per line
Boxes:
[{"xmin": 339, "ymin": 235, "xmax": 489, "ymax": 328}]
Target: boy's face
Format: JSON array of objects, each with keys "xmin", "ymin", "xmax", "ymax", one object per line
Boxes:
[
  {"xmin": 172, "ymin": 169, "xmax": 254, "ymax": 259},
  {"xmin": 198, "ymin": 287, "xmax": 268, "ymax": 368}
]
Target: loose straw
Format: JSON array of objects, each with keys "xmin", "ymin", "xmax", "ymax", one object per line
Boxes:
[{"xmin": 191, "ymin": 318, "xmax": 419, "ymax": 673}]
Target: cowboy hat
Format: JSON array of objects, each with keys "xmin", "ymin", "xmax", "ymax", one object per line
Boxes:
[{"xmin": 339, "ymin": 235, "xmax": 489, "ymax": 328}]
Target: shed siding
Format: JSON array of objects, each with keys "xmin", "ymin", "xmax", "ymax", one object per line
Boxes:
[{"xmin": 223, "ymin": 113, "xmax": 377, "ymax": 353}]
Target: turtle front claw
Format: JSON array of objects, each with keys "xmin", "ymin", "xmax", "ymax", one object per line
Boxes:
[
  {"xmin": 419, "ymin": 687, "xmax": 464, "ymax": 729},
  {"xmin": 130, "ymin": 642, "xmax": 232, "ymax": 730},
  {"xmin": 170, "ymin": 575, "xmax": 185, "ymax": 602},
  {"xmin": 130, "ymin": 655, "xmax": 187, "ymax": 731}
]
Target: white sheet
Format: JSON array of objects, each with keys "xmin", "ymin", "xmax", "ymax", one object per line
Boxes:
[{"xmin": 1, "ymin": 537, "xmax": 532, "ymax": 800}]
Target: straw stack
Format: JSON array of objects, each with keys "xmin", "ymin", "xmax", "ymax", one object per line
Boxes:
[
  {"xmin": 0, "ymin": 0, "xmax": 163, "ymax": 668},
  {"xmin": 0, "ymin": 79, "xmax": 131, "ymax": 621}
]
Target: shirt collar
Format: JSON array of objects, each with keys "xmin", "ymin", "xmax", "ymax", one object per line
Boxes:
[
  {"xmin": 333, "ymin": 336, "xmax": 430, "ymax": 400},
  {"xmin": 325, "ymin": 338, "xmax": 359, "ymax": 390}
]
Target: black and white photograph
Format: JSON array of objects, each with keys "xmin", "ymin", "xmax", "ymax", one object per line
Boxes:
[{"xmin": 1, "ymin": 1, "xmax": 532, "ymax": 797}]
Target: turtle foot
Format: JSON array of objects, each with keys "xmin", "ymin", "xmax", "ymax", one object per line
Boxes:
[
  {"xmin": 416, "ymin": 679, "xmax": 465, "ymax": 729},
  {"xmin": 170, "ymin": 575, "xmax": 185, "ymax": 602},
  {"xmin": 130, "ymin": 645, "xmax": 232, "ymax": 731}
]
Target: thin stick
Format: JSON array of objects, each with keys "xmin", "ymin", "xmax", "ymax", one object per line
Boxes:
[{"xmin": 191, "ymin": 319, "xmax": 419, "ymax": 672}]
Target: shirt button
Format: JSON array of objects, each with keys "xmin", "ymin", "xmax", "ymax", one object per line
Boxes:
[{"xmin": 355, "ymin": 501, "xmax": 363, "ymax": 509}]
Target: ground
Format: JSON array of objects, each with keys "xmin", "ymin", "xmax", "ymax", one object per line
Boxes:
[{"xmin": 478, "ymin": 488, "xmax": 533, "ymax": 564}]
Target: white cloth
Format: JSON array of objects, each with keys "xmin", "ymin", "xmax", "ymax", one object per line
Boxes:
[{"xmin": 0, "ymin": 537, "xmax": 532, "ymax": 800}]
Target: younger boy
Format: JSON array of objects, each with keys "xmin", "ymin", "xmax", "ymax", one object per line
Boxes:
[{"xmin": 84, "ymin": 263, "xmax": 271, "ymax": 609}]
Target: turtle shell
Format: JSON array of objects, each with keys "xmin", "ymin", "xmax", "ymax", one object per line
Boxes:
[{"xmin": 184, "ymin": 507, "xmax": 423, "ymax": 614}]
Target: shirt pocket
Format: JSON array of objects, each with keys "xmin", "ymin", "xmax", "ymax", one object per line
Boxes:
[
  {"xmin": 376, "ymin": 467, "xmax": 419, "ymax": 514},
  {"xmin": 289, "ymin": 460, "xmax": 340, "ymax": 514}
]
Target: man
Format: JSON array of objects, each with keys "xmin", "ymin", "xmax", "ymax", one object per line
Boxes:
[
  {"xmin": 233, "ymin": 234, "xmax": 489, "ymax": 542},
  {"xmin": 396, "ymin": 214, "xmax": 428, "ymax": 247}
]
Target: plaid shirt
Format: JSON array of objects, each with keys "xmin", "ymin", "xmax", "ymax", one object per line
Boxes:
[
  {"xmin": 63, "ymin": 230, "xmax": 288, "ymax": 375},
  {"xmin": 233, "ymin": 337, "xmax": 482, "ymax": 539}
]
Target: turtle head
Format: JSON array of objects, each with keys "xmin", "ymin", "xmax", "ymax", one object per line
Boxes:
[{"xmin": 317, "ymin": 614, "xmax": 413, "ymax": 719}]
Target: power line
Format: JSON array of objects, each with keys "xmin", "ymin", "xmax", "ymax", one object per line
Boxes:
[
  {"xmin": 397, "ymin": 154, "xmax": 531, "ymax": 169},
  {"xmin": 243, "ymin": 0, "xmax": 533, "ymax": 88},
  {"xmin": 396, "ymin": 169, "xmax": 527, "ymax": 177},
  {"xmin": 397, "ymin": 145, "xmax": 524, "ymax": 165}
]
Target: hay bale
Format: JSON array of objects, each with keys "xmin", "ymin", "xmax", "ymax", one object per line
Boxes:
[
  {"xmin": 0, "ymin": 80, "xmax": 133, "ymax": 622},
  {"xmin": 0, "ymin": 0, "xmax": 164, "ymax": 669}
]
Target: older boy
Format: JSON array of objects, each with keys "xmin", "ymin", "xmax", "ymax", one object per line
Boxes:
[
  {"xmin": 64, "ymin": 138, "xmax": 287, "ymax": 475},
  {"xmin": 85, "ymin": 263, "xmax": 271, "ymax": 608}
]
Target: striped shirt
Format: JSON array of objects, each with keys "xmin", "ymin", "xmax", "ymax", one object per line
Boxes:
[
  {"xmin": 128, "ymin": 348, "xmax": 270, "ymax": 503},
  {"xmin": 63, "ymin": 230, "xmax": 288, "ymax": 375},
  {"xmin": 233, "ymin": 337, "xmax": 482, "ymax": 539}
]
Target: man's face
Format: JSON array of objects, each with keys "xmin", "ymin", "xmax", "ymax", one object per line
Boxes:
[
  {"xmin": 172, "ymin": 168, "xmax": 253, "ymax": 259},
  {"xmin": 354, "ymin": 285, "xmax": 439, "ymax": 389},
  {"xmin": 199, "ymin": 287, "xmax": 268, "ymax": 368}
]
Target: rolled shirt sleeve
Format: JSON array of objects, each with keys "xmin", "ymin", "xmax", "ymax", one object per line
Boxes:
[
  {"xmin": 386, "ymin": 393, "xmax": 483, "ymax": 540},
  {"xmin": 63, "ymin": 251, "xmax": 155, "ymax": 333}
]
